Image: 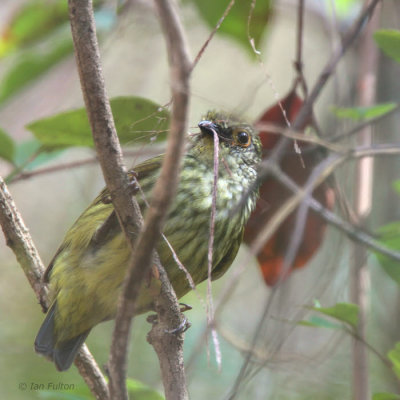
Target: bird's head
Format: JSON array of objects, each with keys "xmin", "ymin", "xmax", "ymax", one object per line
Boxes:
[{"xmin": 190, "ymin": 111, "xmax": 262, "ymax": 170}]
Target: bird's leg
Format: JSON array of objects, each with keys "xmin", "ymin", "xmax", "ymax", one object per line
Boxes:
[
  {"xmin": 101, "ymin": 170, "xmax": 139, "ymax": 204},
  {"xmin": 146, "ymin": 303, "xmax": 192, "ymax": 334}
]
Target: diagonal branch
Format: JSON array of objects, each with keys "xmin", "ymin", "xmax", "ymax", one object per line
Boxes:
[
  {"xmin": 111, "ymin": 0, "xmax": 192, "ymax": 398},
  {"xmin": 68, "ymin": 0, "xmax": 191, "ymax": 398},
  {"xmin": 0, "ymin": 177, "xmax": 109, "ymax": 400},
  {"xmin": 68, "ymin": 0, "xmax": 143, "ymax": 245},
  {"xmin": 252, "ymin": 144, "xmax": 400, "ymax": 262}
]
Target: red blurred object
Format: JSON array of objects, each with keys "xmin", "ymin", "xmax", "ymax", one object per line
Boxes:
[{"xmin": 243, "ymin": 89, "xmax": 335, "ymax": 286}]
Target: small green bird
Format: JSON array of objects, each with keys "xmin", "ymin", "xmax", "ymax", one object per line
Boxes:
[{"xmin": 35, "ymin": 111, "xmax": 262, "ymax": 371}]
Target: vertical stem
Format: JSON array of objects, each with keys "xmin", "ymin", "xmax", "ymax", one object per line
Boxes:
[{"xmin": 351, "ymin": 2, "xmax": 381, "ymax": 399}]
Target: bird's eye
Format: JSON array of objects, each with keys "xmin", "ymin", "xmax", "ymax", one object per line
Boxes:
[{"xmin": 236, "ymin": 131, "xmax": 251, "ymax": 147}]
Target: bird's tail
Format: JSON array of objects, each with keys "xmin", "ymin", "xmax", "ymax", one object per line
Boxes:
[{"xmin": 34, "ymin": 302, "xmax": 90, "ymax": 371}]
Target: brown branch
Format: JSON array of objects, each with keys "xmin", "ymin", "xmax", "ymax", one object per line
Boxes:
[
  {"xmin": 67, "ymin": 1, "xmax": 146, "ymax": 399},
  {"xmin": 68, "ymin": 0, "xmax": 143, "ymax": 244},
  {"xmin": 136, "ymin": 0, "xmax": 191, "ymax": 396},
  {"xmin": 0, "ymin": 177, "xmax": 109, "ymax": 400},
  {"xmin": 109, "ymin": 0, "xmax": 192, "ymax": 399},
  {"xmin": 0, "ymin": 178, "xmax": 48, "ymax": 311},
  {"xmin": 74, "ymin": 347, "xmax": 111, "ymax": 400}
]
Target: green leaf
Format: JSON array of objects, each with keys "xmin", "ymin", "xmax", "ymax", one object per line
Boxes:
[
  {"xmin": 311, "ymin": 302, "xmax": 359, "ymax": 329},
  {"xmin": 388, "ymin": 342, "xmax": 400, "ymax": 380},
  {"xmin": 0, "ymin": 127, "xmax": 16, "ymax": 164},
  {"xmin": 373, "ymin": 393, "xmax": 400, "ymax": 400},
  {"xmin": 187, "ymin": 0, "xmax": 272, "ymax": 55},
  {"xmin": 374, "ymin": 30, "xmax": 400, "ymax": 64},
  {"xmin": 375, "ymin": 221, "xmax": 400, "ymax": 286},
  {"xmin": 0, "ymin": 0, "xmax": 105, "ymax": 58},
  {"xmin": 0, "ymin": 39, "xmax": 73, "ymax": 103},
  {"xmin": 26, "ymin": 97, "xmax": 170, "ymax": 148},
  {"xmin": 298, "ymin": 315, "xmax": 342, "ymax": 330},
  {"xmin": 0, "ymin": 0, "xmax": 69, "ymax": 57},
  {"xmin": 331, "ymin": 103, "xmax": 397, "ymax": 121}
]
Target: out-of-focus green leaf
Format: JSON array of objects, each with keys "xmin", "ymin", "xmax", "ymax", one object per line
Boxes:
[
  {"xmin": 0, "ymin": 39, "xmax": 73, "ymax": 104},
  {"xmin": 0, "ymin": 128, "xmax": 16, "ymax": 164},
  {"xmin": 374, "ymin": 30, "xmax": 400, "ymax": 64},
  {"xmin": 126, "ymin": 378, "xmax": 165, "ymax": 400},
  {"xmin": 39, "ymin": 378, "xmax": 164, "ymax": 400},
  {"xmin": 312, "ymin": 298, "xmax": 321, "ymax": 308},
  {"xmin": 375, "ymin": 221, "xmax": 400, "ymax": 286},
  {"xmin": 26, "ymin": 97, "xmax": 170, "ymax": 148},
  {"xmin": 187, "ymin": 0, "xmax": 272, "ymax": 55},
  {"xmin": 0, "ymin": 0, "xmax": 105, "ymax": 58},
  {"xmin": 311, "ymin": 302, "xmax": 359, "ymax": 329},
  {"xmin": 298, "ymin": 315, "xmax": 342, "ymax": 330},
  {"xmin": 39, "ymin": 383, "xmax": 92, "ymax": 400},
  {"xmin": 39, "ymin": 391, "xmax": 89, "ymax": 400},
  {"xmin": 392, "ymin": 180, "xmax": 400, "ymax": 196},
  {"xmin": 13, "ymin": 140, "xmax": 63, "ymax": 171},
  {"xmin": 331, "ymin": 103, "xmax": 397, "ymax": 121},
  {"xmin": 333, "ymin": 0, "xmax": 360, "ymax": 17},
  {"xmin": 0, "ymin": 0, "xmax": 69, "ymax": 57},
  {"xmin": 388, "ymin": 342, "xmax": 400, "ymax": 380},
  {"xmin": 373, "ymin": 393, "xmax": 400, "ymax": 400}
]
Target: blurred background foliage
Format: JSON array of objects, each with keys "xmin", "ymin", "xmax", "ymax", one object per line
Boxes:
[{"xmin": 1, "ymin": 0, "xmax": 400, "ymax": 399}]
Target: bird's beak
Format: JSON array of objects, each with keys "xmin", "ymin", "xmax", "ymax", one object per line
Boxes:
[{"xmin": 198, "ymin": 120, "xmax": 219, "ymax": 137}]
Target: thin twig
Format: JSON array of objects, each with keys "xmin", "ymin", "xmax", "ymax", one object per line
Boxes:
[
  {"xmin": 294, "ymin": 0, "xmax": 308, "ymax": 96},
  {"xmin": 191, "ymin": 0, "xmax": 235, "ymax": 70},
  {"xmin": 7, "ymin": 148, "xmax": 163, "ymax": 184},
  {"xmin": 255, "ymin": 0, "xmax": 382, "ymax": 191},
  {"xmin": 253, "ymin": 144, "xmax": 400, "ymax": 260},
  {"xmin": 254, "ymin": 122, "xmax": 346, "ymax": 153},
  {"xmin": 206, "ymin": 129, "xmax": 222, "ymax": 369},
  {"xmin": 330, "ymin": 104, "xmax": 400, "ymax": 143},
  {"xmin": 229, "ymin": 145, "xmax": 400, "ymax": 398},
  {"xmin": 0, "ymin": 177, "xmax": 109, "ymax": 400}
]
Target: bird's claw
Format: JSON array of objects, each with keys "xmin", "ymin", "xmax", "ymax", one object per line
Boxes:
[
  {"xmin": 164, "ymin": 316, "xmax": 191, "ymax": 335},
  {"xmin": 127, "ymin": 170, "xmax": 139, "ymax": 195},
  {"xmin": 101, "ymin": 171, "xmax": 139, "ymax": 204},
  {"xmin": 146, "ymin": 304, "xmax": 192, "ymax": 334},
  {"xmin": 179, "ymin": 303, "xmax": 192, "ymax": 313}
]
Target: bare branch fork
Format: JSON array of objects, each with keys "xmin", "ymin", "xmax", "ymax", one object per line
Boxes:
[
  {"xmin": 255, "ymin": 0, "xmax": 382, "ymax": 187},
  {"xmin": 68, "ymin": 0, "xmax": 191, "ymax": 399}
]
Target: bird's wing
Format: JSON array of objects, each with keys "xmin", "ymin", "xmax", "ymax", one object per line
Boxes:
[
  {"xmin": 210, "ymin": 231, "xmax": 243, "ymax": 281},
  {"xmin": 44, "ymin": 155, "xmax": 164, "ymax": 282}
]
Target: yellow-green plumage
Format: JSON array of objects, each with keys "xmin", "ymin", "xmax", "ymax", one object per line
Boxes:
[{"xmin": 35, "ymin": 111, "xmax": 262, "ymax": 371}]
